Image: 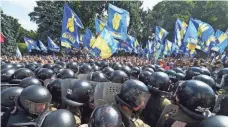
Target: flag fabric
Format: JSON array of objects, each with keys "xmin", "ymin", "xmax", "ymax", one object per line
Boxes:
[
  {"xmin": 183, "ymin": 18, "xmax": 198, "ymax": 55},
  {"xmin": 0, "ymin": 33, "xmax": 8, "ymax": 43},
  {"xmin": 38, "ymin": 40, "xmax": 47, "ymax": 53},
  {"xmin": 202, "ymin": 35, "xmax": 217, "ymax": 53},
  {"xmin": 174, "ymin": 19, "xmax": 188, "ymax": 47},
  {"xmin": 15, "ymin": 47, "xmax": 22, "ymax": 58},
  {"xmin": 24, "ymin": 37, "xmax": 40, "ymax": 52},
  {"xmin": 144, "ymin": 40, "xmax": 153, "ymax": 54},
  {"xmin": 221, "ymin": 52, "xmax": 228, "ymax": 63},
  {"xmin": 47, "ymin": 36, "xmax": 60, "ymax": 52},
  {"xmin": 171, "ymin": 43, "xmax": 180, "ymax": 54},
  {"xmin": 191, "ymin": 18, "xmax": 215, "ymax": 43},
  {"xmin": 163, "ymin": 39, "xmax": 173, "ymax": 56},
  {"xmin": 83, "ymin": 28, "xmax": 93, "ymax": 48},
  {"xmin": 91, "ymin": 27, "xmax": 118, "ymax": 59},
  {"xmin": 61, "ymin": 4, "xmax": 83, "ymax": 48},
  {"xmin": 154, "ymin": 44, "xmax": 164, "ymax": 64},
  {"xmin": 118, "ymin": 40, "xmax": 133, "ymax": 53},
  {"xmin": 95, "ymin": 17, "xmax": 106, "ymax": 35},
  {"xmin": 211, "ymin": 30, "xmax": 228, "ymax": 54},
  {"xmin": 155, "ymin": 26, "xmax": 169, "ymax": 44},
  {"xmin": 107, "ymin": 4, "xmax": 129, "ymax": 40},
  {"xmin": 226, "ymin": 28, "xmax": 228, "ymax": 34}
]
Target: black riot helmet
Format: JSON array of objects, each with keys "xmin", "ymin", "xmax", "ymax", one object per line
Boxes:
[
  {"xmin": 120, "ymin": 65, "xmax": 131, "ymax": 76},
  {"xmin": 193, "ymin": 75, "xmax": 216, "ymax": 90},
  {"xmin": 19, "ymin": 85, "xmax": 52, "ymax": 115},
  {"xmin": 102, "ymin": 67, "xmax": 114, "ymax": 77},
  {"xmin": 12, "ymin": 68, "xmax": 35, "ymax": 80},
  {"xmin": 216, "ymin": 68, "xmax": 228, "ymax": 84},
  {"xmin": 88, "ymin": 105, "xmax": 123, "ymax": 127},
  {"xmin": 176, "ymin": 73, "xmax": 185, "ymax": 80},
  {"xmin": 66, "ymin": 80, "xmax": 93, "ymax": 105},
  {"xmin": 25, "ymin": 63, "xmax": 38, "ymax": 71},
  {"xmin": 36, "ymin": 68, "xmax": 56, "ymax": 81},
  {"xmin": 57, "ymin": 69, "xmax": 75, "ymax": 79},
  {"xmin": 148, "ymin": 72, "xmax": 170, "ymax": 92},
  {"xmin": 176, "ymin": 80, "xmax": 215, "ymax": 115},
  {"xmin": 143, "ymin": 67, "xmax": 154, "ymax": 74},
  {"xmin": 42, "ymin": 64, "xmax": 54, "ymax": 69},
  {"xmin": 56, "ymin": 61, "xmax": 66, "ymax": 68},
  {"xmin": 1, "ymin": 68, "xmax": 16, "ymax": 82},
  {"xmin": 156, "ymin": 67, "xmax": 165, "ymax": 72},
  {"xmin": 91, "ymin": 63, "xmax": 100, "ymax": 72},
  {"xmin": 52, "ymin": 64, "xmax": 63, "ymax": 74},
  {"xmin": 112, "ymin": 63, "xmax": 122, "ymax": 70},
  {"xmin": 165, "ymin": 70, "xmax": 178, "ymax": 83},
  {"xmin": 46, "ymin": 79, "xmax": 62, "ymax": 103},
  {"xmin": 115, "ymin": 79, "xmax": 150, "ymax": 112},
  {"xmin": 100, "ymin": 61, "xmax": 109, "ymax": 69},
  {"xmin": 66, "ymin": 62, "xmax": 79, "ymax": 73},
  {"xmin": 1, "ymin": 63, "xmax": 14, "ymax": 70},
  {"xmin": 185, "ymin": 67, "xmax": 202, "ymax": 80},
  {"xmin": 145, "ymin": 64, "xmax": 156, "ymax": 71},
  {"xmin": 109, "ymin": 70, "xmax": 128, "ymax": 83},
  {"xmin": 201, "ymin": 67, "xmax": 211, "ymax": 76},
  {"xmin": 1, "ymin": 87, "xmax": 23, "ymax": 111},
  {"xmin": 87, "ymin": 71, "xmax": 109, "ymax": 82},
  {"xmin": 79, "ymin": 64, "xmax": 93, "ymax": 74},
  {"xmin": 19, "ymin": 77, "xmax": 42, "ymax": 88},
  {"xmin": 40, "ymin": 109, "xmax": 76, "ymax": 127},
  {"xmin": 13, "ymin": 63, "xmax": 25, "ymax": 69},
  {"xmin": 199, "ymin": 115, "xmax": 228, "ymax": 127},
  {"xmin": 138, "ymin": 71, "xmax": 152, "ymax": 85},
  {"xmin": 173, "ymin": 67, "xmax": 185, "ymax": 74},
  {"xmin": 130, "ymin": 66, "xmax": 141, "ymax": 78}
]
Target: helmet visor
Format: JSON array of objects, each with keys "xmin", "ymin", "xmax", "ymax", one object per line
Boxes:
[
  {"xmin": 25, "ymin": 100, "xmax": 50, "ymax": 115},
  {"xmin": 132, "ymin": 92, "xmax": 150, "ymax": 111}
]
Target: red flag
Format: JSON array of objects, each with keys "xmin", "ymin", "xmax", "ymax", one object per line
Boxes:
[{"xmin": 0, "ymin": 33, "xmax": 7, "ymax": 43}]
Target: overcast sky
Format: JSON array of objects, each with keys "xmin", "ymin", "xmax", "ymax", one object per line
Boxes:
[{"xmin": 1, "ymin": 0, "xmax": 162, "ymax": 31}]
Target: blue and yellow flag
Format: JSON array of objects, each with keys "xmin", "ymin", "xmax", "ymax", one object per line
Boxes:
[
  {"xmin": 107, "ymin": 4, "xmax": 129, "ymax": 40},
  {"xmin": 155, "ymin": 26, "xmax": 169, "ymax": 44},
  {"xmin": 144, "ymin": 40, "xmax": 153, "ymax": 54},
  {"xmin": 61, "ymin": 4, "xmax": 83, "ymax": 48},
  {"xmin": 183, "ymin": 18, "xmax": 198, "ymax": 55},
  {"xmin": 211, "ymin": 30, "xmax": 228, "ymax": 54},
  {"xmin": 174, "ymin": 18, "xmax": 188, "ymax": 47},
  {"xmin": 202, "ymin": 35, "xmax": 217, "ymax": 53},
  {"xmin": 221, "ymin": 52, "xmax": 228, "ymax": 63},
  {"xmin": 91, "ymin": 28, "xmax": 118, "ymax": 59},
  {"xmin": 118, "ymin": 40, "xmax": 133, "ymax": 53},
  {"xmin": 163, "ymin": 39, "xmax": 173, "ymax": 56},
  {"xmin": 47, "ymin": 36, "xmax": 60, "ymax": 52},
  {"xmin": 38, "ymin": 40, "xmax": 47, "ymax": 53},
  {"xmin": 95, "ymin": 17, "xmax": 106, "ymax": 35},
  {"xmin": 24, "ymin": 37, "xmax": 40, "ymax": 52},
  {"xmin": 171, "ymin": 43, "xmax": 179, "ymax": 54},
  {"xmin": 154, "ymin": 44, "xmax": 164, "ymax": 64},
  {"xmin": 191, "ymin": 19, "xmax": 215, "ymax": 43},
  {"xmin": 83, "ymin": 28, "xmax": 93, "ymax": 48},
  {"xmin": 15, "ymin": 47, "xmax": 22, "ymax": 58}
]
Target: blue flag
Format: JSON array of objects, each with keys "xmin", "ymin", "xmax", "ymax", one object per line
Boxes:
[
  {"xmin": 38, "ymin": 40, "xmax": 47, "ymax": 53},
  {"xmin": 47, "ymin": 36, "xmax": 60, "ymax": 52},
  {"xmin": 203, "ymin": 35, "xmax": 217, "ymax": 53},
  {"xmin": 163, "ymin": 39, "xmax": 173, "ymax": 56},
  {"xmin": 155, "ymin": 26, "xmax": 169, "ymax": 44},
  {"xmin": 211, "ymin": 30, "xmax": 228, "ymax": 54},
  {"xmin": 95, "ymin": 17, "xmax": 106, "ymax": 35},
  {"xmin": 191, "ymin": 18, "xmax": 215, "ymax": 43},
  {"xmin": 83, "ymin": 28, "xmax": 93, "ymax": 48},
  {"xmin": 24, "ymin": 37, "xmax": 40, "ymax": 52},
  {"xmin": 107, "ymin": 4, "xmax": 130, "ymax": 40},
  {"xmin": 91, "ymin": 27, "xmax": 118, "ymax": 59},
  {"xmin": 154, "ymin": 44, "xmax": 164, "ymax": 64},
  {"xmin": 174, "ymin": 19, "xmax": 188, "ymax": 48},
  {"xmin": 15, "ymin": 47, "xmax": 22, "ymax": 58},
  {"xmin": 61, "ymin": 4, "xmax": 83, "ymax": 48}
]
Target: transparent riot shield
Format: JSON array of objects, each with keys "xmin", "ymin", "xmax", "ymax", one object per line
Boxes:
[
  {"xmin": 93, "ymin": 82, "xmax": 122, "ymax": 108},
  {"xmin": 213, "ymin": 94, "xmax": 227, "ymax": 113},
  {"xmin": 156, "ymin": 104, "xmax": 180, "ymax": 126},
  {"xmin": 77, "ymin": 74, "xmax": 88, "ymax": 80}
]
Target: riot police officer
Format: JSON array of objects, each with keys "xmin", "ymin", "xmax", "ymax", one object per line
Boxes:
[
  {"xmin": 120, "ymin": 65, "xmax": 131, "ymax": 76},
  {"xmin": 57, "ymin": 69, "xmax": 76, "ymax": 79},
  {"xmin": 1, "ymin": 68, "xmax": 16, "ymax": 83},
  {"xmin": 115, "ymin": 79, "xmax": 150, "ymax": 127},
  {"xmin": 165, "ymin": 70, "xmax": 178, "ymax": 84},
  {"xmin": 88, "ymin": 105, "xmax": 123, "ymax": 127},
  {"xmin": 158, "ymin": 80, "xmax": 216, "ymax": 127},
  {"xmin": 102, "ymin": 67, "xmax": 114, "ymax": 79},
  {"xmin": 193, "ymin": 74, "xmax": 216, "ymax": 91},
  {"xmin": 79, "ymin": 64, "xmax": 93, "ymax": 74},
  {"xmin": 36, "ymin": 68, "xmax": 56, "ymax": 81},
  {"xmin": 109, "ymin": 70, "xmax": 128, "ymax": 83},
  {"xmin": 87, "ymin": 71, "xmax": 109, "ymax": 82},
  {"xmin": 51, "ymin": 64, "xmax": 63, "ymax": 74},
  {"xmin": 130, "ymin": 66, "xmax": 141, "ymax": 79},
  {"xmin": 42, "ymin": 64, "xmax": 54, "ymax": 69},
  {"xmin": 138, "ymin": 71, "xmax": 152, "ymax": 85},
  {"xmin": 143, "ymin": 72, "xmax": 172, "ymax": 126},
  {"xmin": 37, "ymin": 109, "xmax": 76, "ymax": 127},
  {"xmin": 19, "ymin": 77, "xmax": 42, "ymax": 88},
  {"xmin": 66, "ymin": 62, "xmax": 79, "ymax": 73},
  {"xmin": 11, "ymin": 68, "xmax": 35, "ymax": 84},
  {"xmin": 185, "ymin": 67, "xmax": 202, "ymax": 80},
  {"xmin": 7, "ymin": 85, "xmax": 52, "ymax": 127}
]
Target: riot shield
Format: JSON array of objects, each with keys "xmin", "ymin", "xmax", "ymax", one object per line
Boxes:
[
  {"xmin": 213, "ymin": 94, "xmax": 227, "ymax": 113},
  {"xmin": 93, "ymin": 82, "xmax": 122, "ymax": 108},
  {"xmin": 156, "ymin": 104, "xmax": 179, "ymax": 126},
  {"xmin": 77, "ymin": 74, "xmax": 88, "ymax": 80}
]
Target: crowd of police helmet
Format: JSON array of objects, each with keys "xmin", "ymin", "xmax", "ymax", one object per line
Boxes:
[{"xmin": 1, "ymin": 60, "xmax": 228, "ymax": 127}]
